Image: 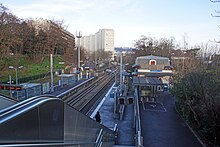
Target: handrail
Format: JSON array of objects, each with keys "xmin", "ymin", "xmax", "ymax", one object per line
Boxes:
[
  {"xmin": 95, "ymin": 129, "xmax": 103, "ymax": 147},
  {"xmin": 0, "ymin": 96, "xmax": 43, "ymax": 115},
  {"xmin": 135, "ymin": 88, "xmax": 141, "ymax": 134},
  {"xmin": 134, "ymin": 88, "xmax": 144, "ymax": 147},
  {"xmin": 113, "ymin": 123, "xmax": 118, "ymax": 132},
  {"xmin": 0, "ymin": 97, "xmax": 61, "ymax": 123},
  {"xmin": 0, "ymin": 95, "xmax": 56, "ymax": 115},
  {"xmin": 137, "ymin": 131, "xmax": 144, "ymax": 147},
  {"xmin": 119, "ymin": 104, "xmax": 125, "ymax": 120},
  {"xmin": 0, "ymin": 141, "xmax": 96, "ymax": 147},
  {"xmin": 113, "ymin": 123, "xmax": 118, "ymax": 139}
]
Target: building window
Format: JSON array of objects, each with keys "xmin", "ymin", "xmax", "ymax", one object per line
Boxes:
[
  {"xmin": 149, "ymin": 60, "xmax": 156, "ymax": 65},
  {"xmin": 157, "ymin": 86, "xmax": 162, "ymax": 91}
]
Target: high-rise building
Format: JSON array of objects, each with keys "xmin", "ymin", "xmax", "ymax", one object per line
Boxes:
[
  {"xmin": 99, "ymin": 29, "xmax": 114, "ymax": 53},
  {"xmin": 81, "ymin": 29, "xmax": 114, "ymax": 59}
]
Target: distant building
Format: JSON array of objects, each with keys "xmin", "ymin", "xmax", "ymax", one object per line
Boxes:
[
  {"xmin": 28, "ymin": 19, "xmax": 50, "ymax": 33},
  {"xmin": 114, "ymin": 47, "xmax": 135, "ymax": 54},
  {"xmin": 81, "ymin": 29, "xmax": 115, "ymax": 59},
  {"xmin": 28, "ymin": 19, "xmax": 75, "ymax": 43},
  {"xmin": 81, "ymin": 34, "xmax": 95, "ymax": 53},
  {"xmin": 27, "ymin": 19, "xmax": 75, "ymax": 64},
  {"xmin": 134, "ymin": 55, "xmax": 173, "ymax": 77},
  {"xmin": 136, "ymin": 55, "xmax": 170, "ymax": 70}
]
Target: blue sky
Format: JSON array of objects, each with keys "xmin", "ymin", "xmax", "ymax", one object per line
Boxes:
[{"xmin": 2, "ymin": 0, "xmax": 220, "ymax": 48}]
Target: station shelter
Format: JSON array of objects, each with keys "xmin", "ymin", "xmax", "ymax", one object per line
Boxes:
[
  {"xmin": 16, "ymin": 83, "xmax": 42, "ymax": 101},
  {"xmin": 58, "ymin": 74, "xmax": 76, "ymax": 88},
  {"xmin": 133, "ymin": 76, "xmax": 164, "ymax": 103}
]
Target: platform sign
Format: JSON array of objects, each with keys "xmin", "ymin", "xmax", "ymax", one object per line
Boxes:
[
  {"xmin": 110, "ymin": 92, "xmax": 115, "ymax": 98},
  {"xmin": 0, "ymin": 84, "xmax": 23, "ymax": 91},
  {"xmin": 164, "ymin": 84, "xmax": 168, "ymax": 91},
  {"xmin": 150, "ymin": 70, "xmax": 162, "ymax": 72},
  {"xmin": 0, "ymin": 85, "xmax": 4, "ymax": 90}
]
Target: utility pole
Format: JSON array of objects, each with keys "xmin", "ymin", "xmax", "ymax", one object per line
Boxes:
[
  {"xmin": 120, "ymin": 53, "xmax": 123, "ymax": 95},
  {"xmin": 95, "ymin": 46, "xmax": 97, "ymax": 70},
  {"xmin": 9, "ymin": 75, "xmax": 12, "ymax": 98},
  {"xmin": 50, "ymin": 54, "xmax": 54, "ymax": 93},
  {"xmin": 76, "ymin": 31, "xmax": 82, "ymax": 79}
]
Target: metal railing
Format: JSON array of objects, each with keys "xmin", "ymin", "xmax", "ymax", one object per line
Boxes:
[
  {"xmin": 134, "ymin": 88, "xmax": 144, "ymax": 147},
  {"xmin": 119, "ymin": 104, "xmax": 125, "ymax": 120},
  {"xmin": 0, "ymin": 141, "xmax": 96, "ymax": 147},
  {"xmin": 95, "ymin": 129, "xmax": 103, "ymax": 147}
]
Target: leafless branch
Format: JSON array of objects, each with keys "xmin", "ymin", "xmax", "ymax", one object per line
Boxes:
[
  {"xmin": 214, "ymin": 40, "xmax": 220, "ymax": 43},
  {"xmin": 209, "ymin": 39, "xmax": 220, "ymax": 43},
  {"xmin": 210, "ymin": 0, "xmax": 220, "ymax": 2},
  {"xmin": 215, "ymin": 10, "xmax": 220, "ymax": 13},
  {"xmin": 211, "ymin": 13, "xmax": 220, "ymax": 17}
]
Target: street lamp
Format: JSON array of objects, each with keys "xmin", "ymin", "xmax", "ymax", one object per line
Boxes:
[
  {"xmin": 9, "ymin": 66, "xmax": 23, "ymax": 85},
  {"xmin": 9, "ymin": 65, "xmax": 23, "ymax": 100}
]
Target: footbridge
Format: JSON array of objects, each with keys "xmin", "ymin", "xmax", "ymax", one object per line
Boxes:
[{"xmin": 0, "ymin": 95, "xmax": 116, "ymax": 147}]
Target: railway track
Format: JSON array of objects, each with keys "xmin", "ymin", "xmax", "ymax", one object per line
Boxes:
[{"xmin": 61, "ymin": 73, "xmax": 115, "ymax": 114}]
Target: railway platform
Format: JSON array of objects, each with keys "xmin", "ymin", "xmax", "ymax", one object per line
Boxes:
[
  {"xmin": 140, "ymin": 92, "xmax": 204, "ymax": 147},
  {"xmin": 91, "ymin": 84, "xmax": 135, "ymax": 146},
  {"xmin": 51, "ymin": 77, "xmax": 135, "ymax": 146}
]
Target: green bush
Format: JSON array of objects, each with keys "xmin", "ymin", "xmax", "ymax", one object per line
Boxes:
[{"xmin": 172, "ymin": 70, "xmax": 220, "ymax": 146}]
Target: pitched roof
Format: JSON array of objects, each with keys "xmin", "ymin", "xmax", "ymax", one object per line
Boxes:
[{"xmin": 137, "ymin": 55, "xmax": 169, "ymax": 60}]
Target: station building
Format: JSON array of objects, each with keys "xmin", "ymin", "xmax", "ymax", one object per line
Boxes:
[
  {"xmin": 132, "ymin": 55, "xmax": 173, "ymax": 103},
  {"xmin": 135, "ymin": 55, "xmax": 172, "ymax": 77}
]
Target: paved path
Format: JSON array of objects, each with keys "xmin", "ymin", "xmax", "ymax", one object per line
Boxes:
[
  {"xmin": 140, "ymin": 92, "xmax": 204, "ymax": 147},
  {"xmin": 95, "ymin": 86, "xmax": 135, "ymax": 147},
  {"xmin": 98, "ymin": 89, "xmax": 135, "ymax": 146}
]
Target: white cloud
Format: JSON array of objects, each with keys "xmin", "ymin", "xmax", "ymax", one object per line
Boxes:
[{"xmin": 2, "ymin": 0, "xmax": 220, "ymax": 48}]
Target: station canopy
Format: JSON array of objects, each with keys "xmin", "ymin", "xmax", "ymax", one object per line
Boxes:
[{"xmin": 133, "ymin": 76, "xmax": 163, "ymax": 86}]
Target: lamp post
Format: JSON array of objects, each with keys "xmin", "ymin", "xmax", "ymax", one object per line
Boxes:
[
  {"xmin": 76, "ymin": 31, "xmax": 82, "ymax": 80},
  {"xmin": 9, "ymin": 66, "xmax": 23, "ymax": 85},
  {"xmin": 9, "ymin": 65, "xmax": 23, "ymax": 100}
]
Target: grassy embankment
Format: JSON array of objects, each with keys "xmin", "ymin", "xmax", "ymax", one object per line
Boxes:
[{"xmin": 0, "ymin": 55, "xmax": 66, "ymax": 84}]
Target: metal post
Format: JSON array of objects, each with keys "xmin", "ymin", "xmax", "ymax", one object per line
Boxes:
[
  {"xmin": 120, "ymin": 53, "xmax": 123, "ymax": 93},
  {"xmin": 9, "ymin": 66, "xmax": 23, "ymax": 100},
  {"xmin": 115, "ymin": 72, "xmax": 117, "ymax": 85},
  {"xmin": 9, "ymin": 75, "xmax": 12, "ymax": 98},
  {"xmin": 15, "ymin": 69, "xmax": 18, "ymax": 86},
  {"xmin": 15, "ymin": 69, "xmax": 18, "ymax": 100},
  {"xmin": 77, "ymin": 38, "xmax": 80, "ymax": 69},
  {"xmin": 50, "ymin": 54, "xmax": 54, "ymax": 93},
  {"xmin": 76, "ymin": 31, "xmax": 82, "ymax": 79}
]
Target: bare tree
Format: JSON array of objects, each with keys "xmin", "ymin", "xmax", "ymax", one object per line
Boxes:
[
  {"xmin": 210, "ymin": 0, "xmax": 220, "ymax": 3},
  {"xmin": 0, "ymin": 4, "xmax": 77, "ymax": 69},
  {"xmin": 134, "ymin": 35, "xmax": 176, "ymax": 58},
  {"xmin": 0, "ymin": 3, "xmax": 23, "ymax": 70}
]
